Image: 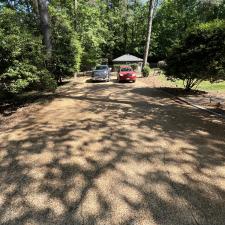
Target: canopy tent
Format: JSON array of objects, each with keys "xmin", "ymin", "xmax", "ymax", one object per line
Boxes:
[
  {"xmin": 112, "ymin": 54, "xmax": 143, "ymax": 72},
  {"xmin": 113, "ymin": 54, "xmax": 143, "ymax": 63}
]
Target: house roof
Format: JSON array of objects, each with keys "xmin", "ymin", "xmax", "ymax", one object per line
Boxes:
[{"xmin": 113, "ymin": 54, "xmax": 143, "ymax": 63}]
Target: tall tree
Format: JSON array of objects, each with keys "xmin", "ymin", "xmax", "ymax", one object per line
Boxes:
[
  {"xmin": 143, "ymin": 0, "xmax": 155, "ymax": 67},
  {"xmin": 151, "ymin": 0, "xmax": 225, "ymax": 60},
  {"xmin": 74, "ymin": 0, "xmax": 78, "ymax": 29},
  {"xmin": 37, "ymin": 0, "xmax": 52, "ymax": 56}
]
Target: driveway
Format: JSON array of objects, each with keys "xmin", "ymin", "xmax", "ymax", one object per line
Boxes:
[{"xmin": 0, "ymin": 77, "xmax": 225, "ymax": 225}]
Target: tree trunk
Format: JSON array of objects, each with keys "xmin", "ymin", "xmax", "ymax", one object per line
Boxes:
[
  {"xmin": 124, "ymin": 21, "xmax": 128, "ymax": 53},
  {"xmin": 74, "ymin": 0, "xmax": 78, "ymax": 10},
  {"xmin": 123, "ymin": 0, "xmax": 129, "ymax": 53},
  {"xmin": 143, "ymin": 0, "xmax": 155, "ymax": 68},
  {"xmin": 74, "ymin": 0, "xmax": 78, "ymax": 29},
  {"xmin": 131, "ymin": 0, "xmax": 136, "ymax": 53},
  {"xmin": 37, "ymin": 0, "xmax": 52, "ymax": 57}
]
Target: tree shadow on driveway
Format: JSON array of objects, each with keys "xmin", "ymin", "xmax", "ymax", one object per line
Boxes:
[{"xmin": 0, "ymin": 81, "xmax": 225, "ymax": 225}]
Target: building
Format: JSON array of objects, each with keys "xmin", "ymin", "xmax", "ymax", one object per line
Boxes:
[{"xmin": 112, "ymin": 54, "xmax": 143, "ymax": 72}]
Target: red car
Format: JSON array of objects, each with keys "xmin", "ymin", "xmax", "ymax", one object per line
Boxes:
[{"xmin": 117, "ymin": 65, "xmax": 136, "ymax": 83}]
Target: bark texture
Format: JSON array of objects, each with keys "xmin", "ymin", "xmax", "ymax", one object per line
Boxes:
[
  {"xmin": 37, "ymin": 0, "xmax": 52, "ymax": 56},
  {"xmin": 143, "ymin": 0, "xmax": 155, "ymax": 68}
]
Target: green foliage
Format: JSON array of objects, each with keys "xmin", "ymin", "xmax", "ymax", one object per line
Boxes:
[
  {"xmin": 159, "ymin": 74, "xmax": 225, "ymax": 92},
  {"xmin": 0, "ymin": 63, "xmax": 39, "ymax": 94},
  {"xmin": 0, "ymin": 63, "xmax": 56, "ymax": 94},
  {"xmin": 0, "ymin": 8, "xmax": 56, "ymax": 94},
  {"xmin": 0, "ymin": 9, "xmax": 40, "ymax": 72},
  {"xmin": 50, "ymin": 6, "xmax": 83, "ymax": 81},
  {"xmin": 152, "ymin": 0, "xmax": 225, "ymax": 59},
  {"xmin": 143, "ymin": 65, "xmax": 151, "ymax": 77},
  {"xmin": 104, "ymin": 0, "xmax": 148, "ymax": 60},
  {"xmin": 36, "ymin": 70, "xmax": 58, "ymax": 92},
  {"xmin": 164, "ymin": 20, "xmax": 225, "ymax": 90},
  {"xmin": 1, "ymin": 0, "xmax": 225, "ymax": 97},
  {"xmin": 76, "ymin": 0, "xmax": 109, "ymax": 69}
]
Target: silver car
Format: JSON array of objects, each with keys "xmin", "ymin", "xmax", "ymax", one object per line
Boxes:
[{"xmin": 92, "ymin": 65, "xmax": 110, "ymax": 82}]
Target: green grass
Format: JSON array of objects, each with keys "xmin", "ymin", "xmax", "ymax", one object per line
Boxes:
[{"xmin": 158, "ymin": 74, "xmax": 225, "ymax": 93}]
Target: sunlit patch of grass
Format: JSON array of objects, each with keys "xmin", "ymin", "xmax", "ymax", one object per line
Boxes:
[{"xmin": 158, "ymin": 74, "xmax": 225, "ymax": 93}]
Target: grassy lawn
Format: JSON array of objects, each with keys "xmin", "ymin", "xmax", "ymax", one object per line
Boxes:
[{"xmin": 158, "ymin": 74, "xmax": 225, "ymax": 93}]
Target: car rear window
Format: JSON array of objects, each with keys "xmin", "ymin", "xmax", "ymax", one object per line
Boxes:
[
  {"xmin": 96, "ymin": 66, "xmax": 108, "ymax": 70},
  {"xmin": 121, "ymin": 67, "xmax": 132, "ymax": 72}
]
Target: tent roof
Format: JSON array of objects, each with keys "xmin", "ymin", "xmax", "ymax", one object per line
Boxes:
[{"xmin": 113, "ymin": 54, "xmax": 143, "ymax": 62}]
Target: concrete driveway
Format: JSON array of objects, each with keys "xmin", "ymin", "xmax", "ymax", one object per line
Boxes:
[{"xmin": 0, "ymin": 77, "xmax": 225, "ymax": 225}]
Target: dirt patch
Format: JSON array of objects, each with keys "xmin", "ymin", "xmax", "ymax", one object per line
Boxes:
[
  {"xmin": 0, "ymin": 95, "xmax": 55, "ymax": 130},
  {"xmin": 0, "ymin": 103, "xmax": 42, "ymax": 130},
  {"xmin": 0, "ymin": 80, "xmax": 74, "ymax": 130}
]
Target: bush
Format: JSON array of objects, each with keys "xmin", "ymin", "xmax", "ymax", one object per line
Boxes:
[
  {"xmin": 164, "ymin": 20, "xmax": 225, "ymax": 91},
  {"xmin": 143, "ymin": 66, "xmax": 151, "ymax": 77},
  {"xmin": 35, "ymin": 70, "xmax": 57, "ymax": 92},
  {"xmin": 157, "ymin": 61, "xmax": 167, "ymax": 69},
  {"xmin": 0, "ymin": 62, "xmax": 57, "ymax": 94},
  {"xmin": 0, "ymin": 63, "xmax": 39, "ymax": 94}
]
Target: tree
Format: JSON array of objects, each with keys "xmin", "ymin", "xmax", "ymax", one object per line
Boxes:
[
  {"xmin": 1, "ymin": 0, "xmax": 225, "ymax": 97},
  {"xmin": 75, "ymin": 0, "xmax": 109, "ymax": 69},
  {"xmin": 37, "ymin": 0, "xmax": 52, "ymax": 56},
  {"xmin": 151, "ymin": 0, "xmax": 225, "ymax": 60},
  {"xmin": 74, "ymin": 0, "xmax": 78, "ymax": 29},
  {"xmin": 164, "ymin": 20, "xmax": 225, "ymax": 91},
  {"xmin": 143, "ymin": 0, "xmax": 155, "ymax": 67},
  {"xmin": 0, "ymin": 8, "xmax": 56, "ymax": 94},
  {"xmin": 49, "ymin": 6, "xmax": 82, "ymax": 83}
]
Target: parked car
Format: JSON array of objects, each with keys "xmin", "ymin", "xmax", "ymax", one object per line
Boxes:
[
  {"xmin": 117, "ymin": 65, "xmax": 136, "ymax": 82},
  {"xmin": 92, "ymin": 65, "xmax": 110, "ymax": 82}
]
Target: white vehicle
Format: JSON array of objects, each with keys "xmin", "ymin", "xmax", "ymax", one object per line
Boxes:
[{"xmin": 92, "ymin": 65, "xmax": 111, "ymax": 82}]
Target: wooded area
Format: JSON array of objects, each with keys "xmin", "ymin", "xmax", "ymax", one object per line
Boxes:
[
  {"xmin": 0, "ymin": 0, "xmax": 225, "ymax": 95},
  {"xmin": 1, "ymin": 2, "xmax": 225, "ymax": 223}
]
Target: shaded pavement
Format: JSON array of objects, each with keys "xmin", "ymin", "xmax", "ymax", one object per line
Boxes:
[{"xmin": 0, "ymin": 77, "xmax": 225, "ymax": 225}]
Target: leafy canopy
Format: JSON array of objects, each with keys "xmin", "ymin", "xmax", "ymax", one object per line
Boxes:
[{"xmin": 164, "ymin": 19, "xmax": 225, "ymax": 90}]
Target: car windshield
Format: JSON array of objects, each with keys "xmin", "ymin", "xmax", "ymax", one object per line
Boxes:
[
  {"xmin": 121, "ymin": 67, "xmax": 132, "ymax": 72},
  {"xmin": 96, "ymin": 66, "xmax": 108, "ymax": 70}
]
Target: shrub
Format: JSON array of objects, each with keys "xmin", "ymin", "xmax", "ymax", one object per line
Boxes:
[
  {"xmin": 35, "ymin": 70, "xmax": 57, "ymax": 92},
  {"xmin": 0, "ymin": 62, "xmax": 57, "ymax": 94},
  {"xmin": 157, "ymin": 61, "xmax": 167, "ymax": 70},
  {"xmin": 0, "ymin": 63, "xmax": 39, "ymax": 94},
  {"xmin": 143, "ymin": 66, "xmax": 151, "ymax": 77},
  {"xmin": 164, "ymin": 19, "xmax": 225, "ymax": 91}
]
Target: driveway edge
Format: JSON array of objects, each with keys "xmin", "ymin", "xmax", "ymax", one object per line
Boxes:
[{"xmin": 162, "ymin": 90, "xmax": 225, "ymax": 120}]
